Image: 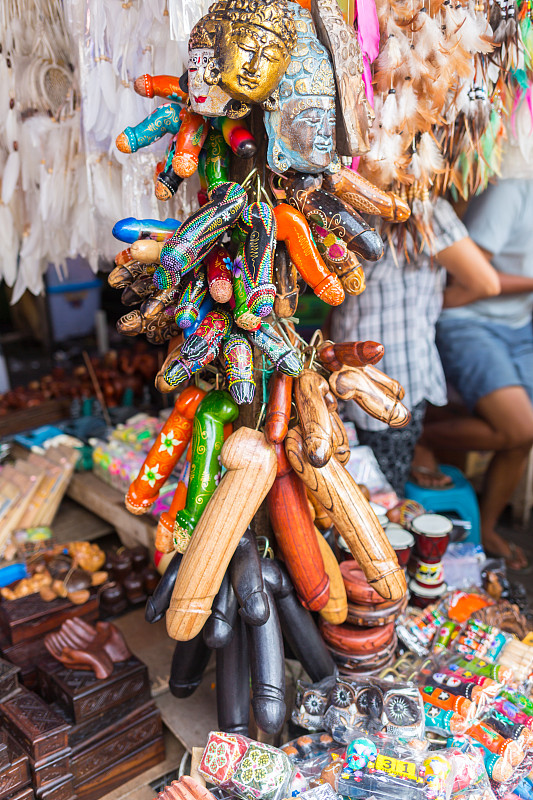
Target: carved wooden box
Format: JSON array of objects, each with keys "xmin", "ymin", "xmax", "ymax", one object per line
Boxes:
[
  {"xmin": 0, "ymin": 687, "xmax": 70, "ymax": 762},
  {"xmin": 75, "ymin": 736, "xmax": 165, "ymax": 800},
  {"xmin": 0, "ymin": 591, "xmax": 98, "ymax": 645},
  {"xmin": 37, "ymin": 656, "xmax": 150, "ymax": 724},
  {"xmin": 29, "ymin": 747, "xmax": 70, "ymax": 792},
  {"xmin": 0, "ymin": 638, "xmax": 47, "ymax": 693},
  {"xmin": 71, "ymin": 701, "xmax": 162, "ymax": 783},
  {"xmin": 50, "ymin": 695, "xmax": 144, "ymax": 750},
  {"xmin": 0, "ymin": 659, "xmax": 19, "ymax": 703},
  {"xmin": 37, "ymin": 773, "xmax": 75, "ymax": 800},
  {"xmin": 7, "ymin": 788, "xmax": 34, "ymax": 800},
  {"xmin": 0, "ymin": 735, "xmax": 30, "ymax": 800}
]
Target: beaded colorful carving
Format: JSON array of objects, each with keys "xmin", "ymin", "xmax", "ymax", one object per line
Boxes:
[
  {"xmin": 248, "ymin": 322, "xmax": 303, "ymax": 376},
  {"xmin": 175, "ymin": 267, "xmax": 208, "ymax": 328},
  {"xmin": 155, "ymin": 182, "xmax": 247, "ymax": 290},
  {"xmin": 199, "ymin": 731, "xmax": 249, "ymax": 787},
  {"xmin": 222, "ymin": 334, "xmax": 255, "ymax": 405},
  {"xmin": 233, "ymin": 202, "xmax": 276, "ymax": 324}
]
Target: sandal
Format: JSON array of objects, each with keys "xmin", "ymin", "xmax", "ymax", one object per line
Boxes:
[
  {"xmin": 409, "ymin": 465, "xmax": 454, "ymax": 489},
  {"xmin": 485, "ymin": 541, "xmax": 531, "ymax": 573}
]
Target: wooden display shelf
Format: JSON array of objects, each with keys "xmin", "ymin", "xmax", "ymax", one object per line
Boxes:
[{"xmin": 66, "ymin": 473, "xmax": 157, "ymax": 551}]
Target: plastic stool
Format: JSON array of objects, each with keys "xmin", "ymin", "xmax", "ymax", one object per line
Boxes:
[{"xmin": 405, "ymin": 464, "xmax": 480, "ymax": 545}]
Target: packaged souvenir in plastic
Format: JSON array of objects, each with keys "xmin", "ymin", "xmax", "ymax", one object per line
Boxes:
[
  {"xmin": 447, "ymin": 741, "xmax": 496, "ymax": 800},
  {"xmin": 493, "ymin": 698, "xmax": 533, "ymax": 730},
  {"xmin": 282, "ymin": 734, "xmax": 337, "ymax": 764},
  {"xmin": 200, "ymin": 734, "xmax": 294, "ymax": 800},
  {"xmin": 231, "ymin": 740, "xmax": 293, "ymax": 800},
  {"xmin": 282, "ymin": 735, "xmax": 344, "ymax": 788},
  {"xmin": 397, "ymin": 606, "xmax": 448, "ymax": 656},
  {"xmin": 336, "ymin": 733, "xmax": 456, "ymax": 800},
  {"xmin": 199, "ymin": 731, "xmax": 250, "ymax": 787},
  {"xmin": 323, "ymin": 677, "xmax": 424, "ymax": 744},
  {"xmin": 424, "ymin": 704, "xmax": 469, "ymax": 736},
  {"xmin": 293, "ymin": 676, "xmax": 336, "ymax": 731}
]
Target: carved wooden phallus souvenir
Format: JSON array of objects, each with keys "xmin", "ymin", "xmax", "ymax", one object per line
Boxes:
[
  {"xmin": 126, "ymin": 386, "xmax": 205, "ymax": 514},
  {"xmin": 329, "ymin": 365, "xmax": 410, "ymax": 428},
  {"xmin": 323, "ymin": 167, "xmax": 411, "ymax": 222},
  {"xmin": 294, "ymin": 369, "xmax": 335, "ymax": 467},
  {"xmin": 267, "ymin": 443, "xmax": 330, "ymax": 610},
  {"xmin": 264, "ymin": 372, "xmax": 293, "ymax": 444},
  {"xmin": 318, "ymin": 340, "xmax": 384, "ymax": 371},
  {"xmin": 166, "ymin": 428, "xmax": 277, "ymax": 640},
  {"xmin": 230, "ymin": 528, "xmax": 270, "ymax": 626},
  {"xmin": 173, "ymin": 390, "xmax": 239, "ymax": 553},
  {"xmin": 315, "ymin": 528, "xmax": 348, "ymax": 624},
  {"xmin": 311, "ymin": 0, "xmax": 372, "ymax": 156},
  {"xmin": 285, "ymin": 427, "xmax": 406, "ymax": 602}
]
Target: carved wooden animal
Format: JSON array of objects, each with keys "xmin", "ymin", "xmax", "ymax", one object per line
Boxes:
[
  {"xmin": 166, "ymin": 428, "xmax": 277, "ymax": 640},
  {"xmin": 285, "ymin": 427, "xmax": 406, "ymax": 602}
]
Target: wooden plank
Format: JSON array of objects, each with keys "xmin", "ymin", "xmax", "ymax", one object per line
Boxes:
[
  {"xmin": 155, "ymin": 675, "xmax": 217, "ymax": 754},
  {"xmin": 52, "ymin": 497, "xmax": 114, "ymax": 545},
  {"xmin": 66, "ymin": 473, "xmax": 157, "ymax": 551}
]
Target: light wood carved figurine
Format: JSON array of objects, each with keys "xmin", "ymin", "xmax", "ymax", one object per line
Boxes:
[
  {"xmin": 285, "ymin": 426, "xmax": 406, "ymax": 602},
  {"xmin": 166, "ymin": 427, "xmax": 277, "ymax": 641}
]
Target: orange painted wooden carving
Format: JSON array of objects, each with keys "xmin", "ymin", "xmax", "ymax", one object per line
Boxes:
[
  {"xmin": 273, "ymin": 204, "xmax": 344, "ymax": 306},
  {"xmin": 125, "ymin": 386, "xmax": 205, "ymax": 515},
  {"xmin": 267, "ymin": 443, "xmax": 329, "ymax": 611}
]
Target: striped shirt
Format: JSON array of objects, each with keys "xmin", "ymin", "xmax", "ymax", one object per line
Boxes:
[{"xmin": 331, "ymin": 198, "xmax": 468, "ymax": 431}]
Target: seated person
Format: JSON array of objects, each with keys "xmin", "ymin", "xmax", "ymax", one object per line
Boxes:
[
  {"xmin": 425, "ymin": 150, "xmax": 533, "ymax": 570},
  {"xmin": 330, "ymin": 197, "xmax": 499, "ymax": 498}
]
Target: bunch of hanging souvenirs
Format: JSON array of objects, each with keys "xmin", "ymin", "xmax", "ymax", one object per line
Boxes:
[{"xmin": 99, "ymin": 0, "xmax": 532, "ymax": 743}]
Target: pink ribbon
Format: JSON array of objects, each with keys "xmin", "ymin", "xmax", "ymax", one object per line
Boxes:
[{"xmin": 355, "ymin": 0, "xmax": 380, "ymax": 108}]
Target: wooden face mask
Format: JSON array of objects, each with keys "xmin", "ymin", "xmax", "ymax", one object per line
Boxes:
[
  {"xmin": 202, "ymin": 0, "xmax": 297, "ymax": 106},
  {"xmin": 188, "ymin": 18, "xmax": 251, "ymax": 118},
  {"xmin": 264, "ymin": 3, "xmax": 339, "ymax": 174}
]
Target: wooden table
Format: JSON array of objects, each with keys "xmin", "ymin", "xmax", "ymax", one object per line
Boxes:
[{"xmin": 66, "ymin": 473, "xmax": 157, "ymax": 551}]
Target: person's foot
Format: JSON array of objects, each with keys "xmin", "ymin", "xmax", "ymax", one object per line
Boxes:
[
  {"xmin": 482, "ymin": 531, "xmax": 529, "ymax": 570},
  {"xmin": 410, "ymin": 443, "xmax": 453, "ymax": 488}
]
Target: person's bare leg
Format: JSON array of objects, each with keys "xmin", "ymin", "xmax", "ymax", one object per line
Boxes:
[
  {"xmin": 473, "ymin": 387, "xmax": 533, "ymax": 567},
  {"xmin": 423, "ymin": 413, "xmax": 508, "ymax": 452},
  {"xmin": 479, "ymin": 445, "xmax": 531, "ymax": 567},
  {"xmin": 411, "ymin": 442, "xmax": 453, "ymax": 487}
]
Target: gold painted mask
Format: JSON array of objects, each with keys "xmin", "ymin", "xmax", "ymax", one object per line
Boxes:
[
  {"xmin": 188, "ymin": 18, "xmax": 250, "ymax": 118},
  {"xmin": 203, "ymin": 0, "xmax": 297, "ymax": 105}
]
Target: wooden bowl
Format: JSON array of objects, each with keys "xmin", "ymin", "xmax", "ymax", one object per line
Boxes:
[
  {"xmin": 346, "ymin": 594, "xmax": 408, "ymax": 627},
  {"xmin": 319, "ymin": 619, "xmax": 395, "ymax": 654},
  {"xmin": 340, "ymin": 560, "xmax": 392, "ymax": 606}
]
